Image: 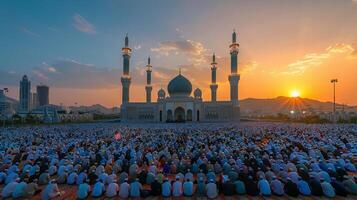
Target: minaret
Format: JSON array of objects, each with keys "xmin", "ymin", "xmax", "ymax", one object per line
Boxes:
[
  {"xmin": 228, "ymin": 30, "xmax": 240, "ymax": 103},
  {"xmin": 210, "ymin": 53, "xmax": 218, "ymax": 102},
  {"xmin": 145, "ymin": 57, "xmax": 153, "ymax": 103},
  {"xmin": 121, "ymin": 34, "xmax": 132, "ymax": 103}
]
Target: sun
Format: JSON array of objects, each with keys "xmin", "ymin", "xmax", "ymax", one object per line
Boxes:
[{"xmin": 290, "ymin": 90, "xmax": 300, "ymax": 98}]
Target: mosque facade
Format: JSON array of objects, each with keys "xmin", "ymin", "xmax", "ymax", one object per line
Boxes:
[{"xmin": 120, "ymin": 31, "xmax": 241, "ymax": 123}]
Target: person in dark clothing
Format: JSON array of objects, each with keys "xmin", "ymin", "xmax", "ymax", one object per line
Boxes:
[
  {"xmin": 336, "ymin": 167, "xmax": 348, "ymax": 181},
  {"xmin": 200, "ymin": 163, "xmax": 208, "ymax": 174},
  {"xmin": 138, "ymin": 169, "xmax": 147, "ymax": 184},
  {"xmin": 284, "ymin": 178, "xmax": 299, "ymax": 197},
  {"xmin": 327, "ymin": 168, "xmax": 337, "ymax": 180},
  {"xmin": 245, "ymin": 176, "xmax": 259, "ymax": 196},
  {"xmin": 222, "ymin": 179, "xmax": 235, "ymax": 196},
  {"xmin": 88, "ymin": 170, "xmax": 98, "ymax": 185},
  {"xmin": 150, "ymin": 178, "xmax": 161, "ymax": 196},
  {"xmin": 309, "ymin": 178, "xmax": 323, "ymax": 196},
  {"xmin": 331, "ymin": 177, "xmax": 348, "ymax": 197},
  {"xmin": 29, "ymin": 171, "xmax": 40, "ymax": 183},
  {"xmin": 298, "ymin": 168, "xmax": 310, "ymax": 181}
]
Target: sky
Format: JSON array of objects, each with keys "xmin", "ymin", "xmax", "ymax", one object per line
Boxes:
[{"xmin": 1, "ymin": 0, "xmax": 357, "ymax": 107}]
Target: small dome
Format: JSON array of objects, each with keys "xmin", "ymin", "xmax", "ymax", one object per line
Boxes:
[
  {"xmin": 194, "ymin": 88, "xmax": 202, "ymax": 98},
  {"xmin": 167, "ymin": 74, "xmax": 192, "ymax": 97},
  {"xmin": 158, "ymin": 88, "xmax": 166, "ymax": 99}
]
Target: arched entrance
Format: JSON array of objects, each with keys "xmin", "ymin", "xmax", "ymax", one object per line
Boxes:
[
  {"xmin": 187, "ymin": 109, "xmax": 192, "ymax": 121},
  {"xmin": 196, "ymin": 110, "xmax": 200, "ymax": 121},
  {"xmin": 159, "ymin": 110, "xmax": 162, "ymax": 122},
  {"xmin": 174, "ymin": 107, "xmax": 185, "ymax": 122},
  {"xmin": 166, "ymin": 110, "xmax": 173, "ymax": 122}
]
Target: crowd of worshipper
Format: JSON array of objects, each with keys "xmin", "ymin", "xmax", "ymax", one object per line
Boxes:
[{"xmin": 0, "ymin": 122, "xmax": 357, "ymax": 199}]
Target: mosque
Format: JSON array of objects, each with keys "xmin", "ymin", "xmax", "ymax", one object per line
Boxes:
[{"xmin": 120, "ymin": 31, "xmax": 241, "ymax": 123}]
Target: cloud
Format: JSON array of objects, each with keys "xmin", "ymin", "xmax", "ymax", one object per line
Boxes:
[
  {"xmin": 282, "ymin": 43, "xmax": 356, "ymax": 75},
  {"xmin": 21, "ymin": 27, "xmax": 40, "ymax": 37},
  {"xmin": 31, "ymin": 59, "xmax": 117, "ymax": 89},
  {"xmin": 240, "ymin": 61, "xmax": 259, "ymax": 74},
  {"xmin": 73, "ymin": 13, "xmax": 96, "ymax": 34},
  {"xmin": 0, "ymin": 58, "xmax": 181, "ymax": 90},
  {"xmin": 175, "ymin": 28, "xmax": 185, "ymax": 38},
  {"xmin": 151, "ymin": 40, "xmax": 208, "ymax": 65},
  {"xmin": 32, "ymin": 70, "xmax": 49, "ymax": 80},
  {"xmin": 42, "ymin": 62, "xmax": 58, "ymax": 73},
  {"xmin": 348, "ymin": 43, "xmax": 357, "ymax": 56},
  {"xmin": 134, "ymin": 45, "xmax": 141, "ymax": 50},
  {"xmin": 25, "ymin": 59, "xmax": 177, "ymax": 89}
]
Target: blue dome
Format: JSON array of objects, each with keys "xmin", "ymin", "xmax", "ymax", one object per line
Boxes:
[{"xmin": 167, "ymin": 74, "xmax": 192, "ymax": 96}]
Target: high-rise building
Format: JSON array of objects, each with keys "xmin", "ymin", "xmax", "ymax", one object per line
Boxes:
[
  {"xmin": 0, "ymin": 89, "xmax": 17, "ymax": 117},
  {"xmin": 19, "ymin": 75, "xmax": 31, "ymax": 112},
  {"xmin": 37, "ymin": 85, "xmax": 49, "ymax": 106},
  {"xmin": 0, "ymin": 90, "xmax": 9, "ymax": 116},
  {"xmin": 31, "ymin": 92, "xmax": 38, "ymax": 109}
]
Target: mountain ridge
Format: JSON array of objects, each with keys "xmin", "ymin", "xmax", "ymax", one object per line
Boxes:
[{"xmin": 4, "ymin": 96, "xmax": 356, "ymax": 115}]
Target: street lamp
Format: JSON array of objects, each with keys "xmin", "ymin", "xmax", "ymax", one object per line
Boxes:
[
  {"xmin": 330, "ymin": 79, "xmax": 338, "ymax": 122},
  {"xmin": 2, "ymin": 88, "xmax": 9, "ymax": 127}
]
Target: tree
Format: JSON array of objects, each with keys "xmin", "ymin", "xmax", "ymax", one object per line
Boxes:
[{"xmin": 12, "ymin": 114, "xmax": 22, "ymax": 124}]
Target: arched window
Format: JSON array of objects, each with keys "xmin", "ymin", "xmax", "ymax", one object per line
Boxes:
[
  {"xmin": 187, "ymin": 109, "xmax": 192, "ymax": 121},
  {"xmin": 166, "ymin": 110, "xmax": 173, "ymax": 122},
  {"xmin": 174, "ymin": 107, "xmax": 185, "ymax": 122},
  {"xmin": 159, "ymin": 110, "xmax": 162, "ymax": 122},
  {"xmin": 197, "ymin": 110, "xmax": 200, "ymax": 121}
]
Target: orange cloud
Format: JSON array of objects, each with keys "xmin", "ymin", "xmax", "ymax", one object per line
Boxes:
[{"xmin": 281, "ymin": 43, "xmax": 356, "ymax": 75}]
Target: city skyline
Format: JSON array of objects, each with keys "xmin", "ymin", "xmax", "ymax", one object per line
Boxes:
[{"xmin": 1, "ymin": 0, "xmax": 357, "ymax": 107}]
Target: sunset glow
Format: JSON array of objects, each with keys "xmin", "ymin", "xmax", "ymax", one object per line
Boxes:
[
  {"xmin": 0, "ymin": 1, "xmax": 357, "ymax": 107},
  {"xmin": 290, "ymin": 90, "xmax": 301, "ymax": 98}
]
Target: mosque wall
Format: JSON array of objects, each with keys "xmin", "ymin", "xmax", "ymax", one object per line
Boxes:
[
  {"xmin": 121, "ymin": 101, "xmax": 240, "ymax": 123},
  {"xmin": 202, "ymin": 101, "xmax": 239, "ymax": 122},
  {"xmin": 121, "ymin": 103, "xmax": 157, "ymax": 122}
]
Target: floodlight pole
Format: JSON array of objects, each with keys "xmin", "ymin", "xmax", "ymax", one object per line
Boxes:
[
  {"xmin": 2, "ymin": 88, "xmax": 9, "ymax": 127},
  {"xmin": 330, "ymin": 79, "xmax": 338, "ymax": 123}
]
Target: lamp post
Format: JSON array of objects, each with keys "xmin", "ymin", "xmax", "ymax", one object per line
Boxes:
[
  {"xmin": 330, "ymin": 79, "xmax": 338, "ymax": 122},
  {"xmin": 2, "ymin": 88, "xmax": 10, "ymax": 127}
]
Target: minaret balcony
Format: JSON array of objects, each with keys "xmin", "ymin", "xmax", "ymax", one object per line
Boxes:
[
  {"xmin": 146, "ymin": 65, "xmax": 152, "ymax": 72},
  {"xmin": 229, "ymin": 43, "xmax": 239, "ymax": 53},
  {"xmin": 122, "ymin": 47, "xmax": 132, "ymax": 55}
]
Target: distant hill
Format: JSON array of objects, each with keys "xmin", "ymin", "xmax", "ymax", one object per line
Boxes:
[
  {"xmin": 69, "ymin": 96, "xmax": 355, "ymax": 115},
  {"xmin": 69, "ymin": 104, "xmax": 120, "ymax": 114},
  {"xmin": 6, "ymin": 95, "xmax": 353, "ymax": 116},
  {"xmin": 239, "ymin": 96, "xmax": 356, "ymax": 115}
]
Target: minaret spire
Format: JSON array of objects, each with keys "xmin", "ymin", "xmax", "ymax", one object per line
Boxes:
[
  {"xmin": 210, "ymin": 53, "xmax": 218, "ymax": 102},
  {"xmin": 145, "ymin": 56, "xmax": 153, "ymax": 103},
  {"xmin": 125, "ymin": 33, "xmax": 129, "ymax": 47},
  {"xmin": 121, "ymin": 34, "xmax": 132, "ymax": 104},
  {"xmin": 232, "ymin": 29, "xmax": 237, "ymax": 43},
  {"xmin": 228, "ymin": 29, "xmax": 240, "ymax": 104}
]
